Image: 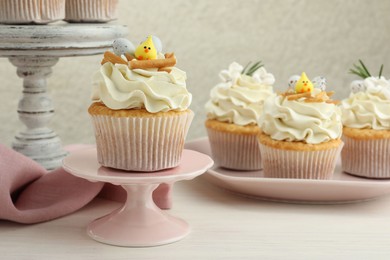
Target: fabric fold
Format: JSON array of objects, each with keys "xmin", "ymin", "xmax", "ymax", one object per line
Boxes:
[
  {"xmin": 0, "ymin": 144, "xmax": 104, "ymax": 224},
  {"xmin": 0, "ymin": 144, "xmax": 172, "ymax": 224}
]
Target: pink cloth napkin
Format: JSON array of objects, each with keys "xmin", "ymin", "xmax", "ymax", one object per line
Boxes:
[
  {"xmin": 0, "ymin": 144, "xmax": 104, "ymax": 224},
  {"xmin": 0, "ymin": 144, "xmax": 172, "ymax": 224}
]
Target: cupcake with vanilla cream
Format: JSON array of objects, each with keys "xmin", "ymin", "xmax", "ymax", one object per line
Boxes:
[
  {"xmin": 89, "ymin": 36, "xmax": 193, "ymax": 172},
  {"xmin": 340, "ymin": 61, "xmax": 390, "ymax": 178},
  {"xmin": 258, "ymin": 72, "xmax": 343, "ymax": 179},
  {"xmin": 205, "ymin": 61, "xmax": 275, "ymax": 170}
]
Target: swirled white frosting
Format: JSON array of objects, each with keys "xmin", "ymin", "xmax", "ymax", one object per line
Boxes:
[
  {"xmin": 205, "ymin": 62, "xmax": 275, "ymax": 125},
  {"xmin": 341, "ymin": 76, "xmax": 390, "ymax": 129},
  {"xmin": 259, "ymin": 93, "xmax": 342, "ymax": 144},
  {"xmin": 92, "ymin": 61, "xmax": 192, "ymax": 112}
]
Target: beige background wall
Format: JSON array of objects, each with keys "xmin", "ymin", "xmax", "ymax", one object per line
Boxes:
[{"xmin": 0, "ymin": 0, "xmax": 389, "ymax": 146}]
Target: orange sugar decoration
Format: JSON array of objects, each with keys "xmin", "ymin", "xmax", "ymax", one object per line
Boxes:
[
  {"xmin": 326, "ymin": 100, "xmax": 341, "ymax": 105},
  {"xmin": 125, "ymin": 53, "xmax": 135, "ymax": 61},
  {"xmin": 280, "ymin": 89, "xmax": 339, "ymax": 104},
  {"xmin": 129, "ymin": 53, "xmax": 176, "ymax": 70},
  {"xmin": 326, "ymin": 91, "xmax": 335, "ymax": 97},
  {"xmin": 100, "ymin": 51, "xmax": 176, "ymax": 72},
  {"xmin": 101, "ymin": 51, "xmax": 128, "ymax": 65},
  {"xmin": 286, "ymin": 92, "xmax": 311, "ymax": 101}
]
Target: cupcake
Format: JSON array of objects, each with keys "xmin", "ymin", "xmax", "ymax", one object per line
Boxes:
[
  {"xmin": 0, "ymin": 0, "xmax": 65, "ymax": 24},
  {"xmin": 65, "ymin": 0, "xmax": 118, "ymax": 23},
  {"xmin": 205, "ymin": 61, "xmax": 275, "ymax": 170},
  {"xmin": 89, "ymin": 36, "xmax": 193, "ymax": 172},
  {"xmin": 340, "ymin": 60, "xmax": 390, "ymax": 178},
  {"xmin": 258, "ymin": 72, "xmax": 343, "ymax": 179}
]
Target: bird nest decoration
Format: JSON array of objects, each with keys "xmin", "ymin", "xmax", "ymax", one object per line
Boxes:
[{"xmin": 101, "ymin": 35, "xmax": 177, "ymax": 73}]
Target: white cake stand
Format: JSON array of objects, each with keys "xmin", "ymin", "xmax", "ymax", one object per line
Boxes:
[
  {"xmin": 62, "ymin": 148, "xmax": 214, "ymax": 247},
  {"xmin": 0, "ymin": 23, "xmax": 127, "ymax": 169}
]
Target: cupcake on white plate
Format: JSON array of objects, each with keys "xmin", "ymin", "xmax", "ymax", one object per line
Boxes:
[
  {"xmin": 258, "ymin": 72, "xmax": 343, "ymax": 179},
  {"xmin": 341, "ymin": 60, "xmax": 390, "ymax": 178},
  {"xmin": 205, "ymin": 61, "xmax": 275, "ymax": 170}
]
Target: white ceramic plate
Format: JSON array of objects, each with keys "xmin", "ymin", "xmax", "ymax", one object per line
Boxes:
[{"xmin": 185, "ymin": 138, "xmax": 390, "ymax": 203}]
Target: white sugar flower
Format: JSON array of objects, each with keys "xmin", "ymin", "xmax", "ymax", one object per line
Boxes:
[{"xmin": 219, "ymin": 62, "xmax": 243, "ymax": 83}]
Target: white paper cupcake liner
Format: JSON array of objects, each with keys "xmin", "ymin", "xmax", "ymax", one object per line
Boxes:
[
  {"xmin": 90, "ymin": 111, "xmax": 193, "ymax": 172},
  {"xmin": 259, "ymin": 142, "xmax": 343, "ymax": 179},
  {"xmin": 0, "ymin": 0, "xmax": 65, "ymax": 24},
  {"xmin": 342, "ymin": 135, "xmax": 390, "ymax": 178},
  {"xmin": 65, "ymin": 0, "xmax": 118, "ymax": 22},
  {"xmin": 206, "ymin": 128, "xmax": 262, "ymax": 171}
]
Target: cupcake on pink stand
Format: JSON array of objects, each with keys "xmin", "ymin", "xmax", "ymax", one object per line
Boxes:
[{"xmin": 89, "ymin": 36, "xmax": 193, "ymax": 172}]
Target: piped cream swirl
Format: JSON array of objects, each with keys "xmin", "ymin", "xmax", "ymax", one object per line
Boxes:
[
  {"xmin": 205, "ymin": 62, "xmax": 275, "ymax": 126},
  {"xmin": 92, "ymin": 61, "xmax": 192, "ymax": 112},
  {"xmin": 341, "ymin": 76, "xmax": 390, "ymax": 130},
  {"xmin": 259, "ymin": 94, "xmax": 342, "ymax": 144}
]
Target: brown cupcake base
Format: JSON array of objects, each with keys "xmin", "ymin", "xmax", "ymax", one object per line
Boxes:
[
  {"xmin": 205, "ymin": 119, "xmax": 262, "ymax": 171},
  {"xmin": 0, "ymin": 0, "xmax": 65, "ymax": 24},
  {"xmin": 65, "ymin": 0, "xmax": 118, "ymax": 23},
  {"xmin": 89, "ymin": 102, "xmax": 193, "ymax": 172},
  {"xmin": 342, "ymin": 127, "xmax": 390, "ymax": 179},
  {"xmin": 258, "ymin": 133, "xmax": 343, "ymax": 179}
]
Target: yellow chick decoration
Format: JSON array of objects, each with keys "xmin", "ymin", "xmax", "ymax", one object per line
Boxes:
[
  {"xmin": 295, "ymin": 72, "xmax": 314, "ymax": 93},
  {"xmin": 134, "ymin": 36, "xmax": 157, "ymax": 60}
]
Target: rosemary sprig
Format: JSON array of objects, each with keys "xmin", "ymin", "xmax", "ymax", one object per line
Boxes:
[
  {"xmin": 379, "ymin": 64, "xmax": 384, "ymax": 78},
  {"xmin": 242, "ymin": 62, "xmax": 251, "ymax": 75},
  {"xmin": 242, "ymin": 61, "xmax": 264, "ymax": 76},
  {"xmin": 359, "ymin": 60, "xmax": 371, "ymax": 77},
  {"xmin": 349, "ymin": 60, "xmax": 384, "ymax": 79}
]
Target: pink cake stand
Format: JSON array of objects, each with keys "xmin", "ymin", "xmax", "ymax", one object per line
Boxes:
[{"xmin": 62, "ymin": 148, "xmax": 213, "ymax": 247}]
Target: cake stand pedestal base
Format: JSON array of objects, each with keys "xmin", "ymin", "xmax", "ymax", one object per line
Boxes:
[
  {"xmin": 62, "ymin": 148, "xmax": 214, "ymax": 247},
  {"xmin": 88, "ymin": 184, "xmax": 189, "ymax": 247}
]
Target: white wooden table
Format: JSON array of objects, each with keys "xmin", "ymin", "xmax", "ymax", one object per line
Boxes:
[
  {"xmin": 1, "ymin": 176, "xmax": 390, "ymax": 259},
  {"xmin": 0, "ymin": 23, "xmax": 127, "ymax": 169}
]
